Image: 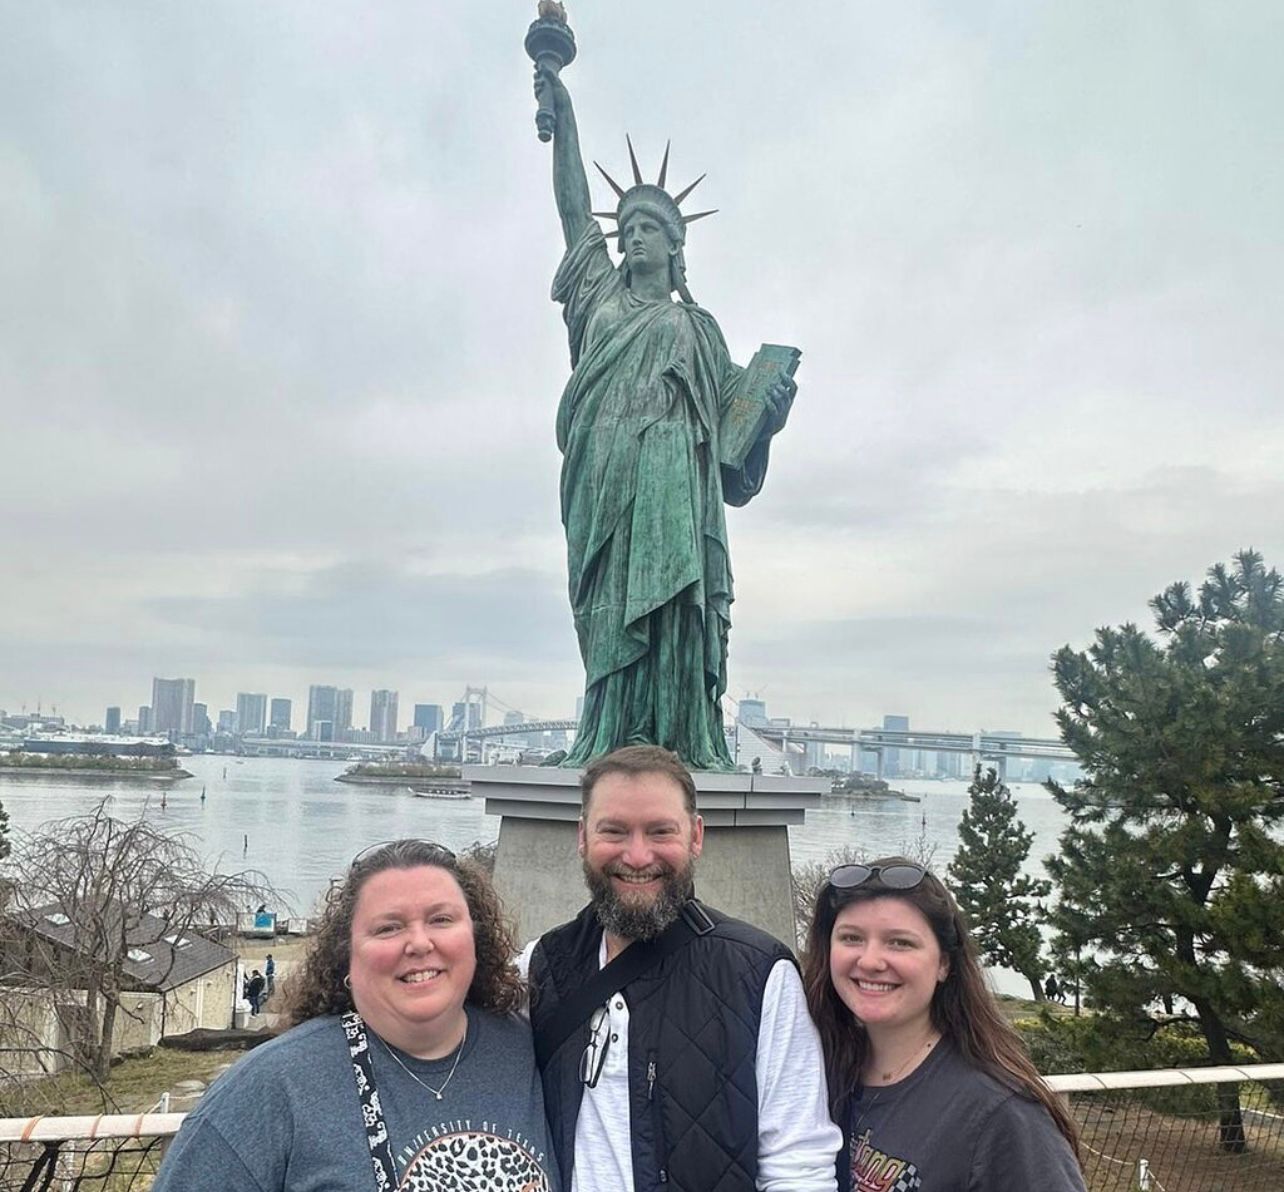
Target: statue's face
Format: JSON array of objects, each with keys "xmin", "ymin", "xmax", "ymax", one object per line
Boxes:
[{"xmin": 621, "ymin": 214, "xmax": 675, "ymax": 280}]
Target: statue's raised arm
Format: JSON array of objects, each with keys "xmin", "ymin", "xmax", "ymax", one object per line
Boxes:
[
  {"xmin": 526, "ymin": 4, "xmax": 591, "ymax": 249},
  {"xmin": 533, "ymin": 66, "xmax": 593, "ymax": 250}
]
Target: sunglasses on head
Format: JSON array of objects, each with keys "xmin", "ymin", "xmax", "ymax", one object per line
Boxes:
[
  {"xmin": 827, "ymin": 862, "xmax": 928, "ymax": 894},
  {"xmin": 349, "ymin": 840, "xmax": 457, "ymax": 868}
]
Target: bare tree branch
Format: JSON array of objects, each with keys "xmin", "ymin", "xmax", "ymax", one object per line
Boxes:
[{"xmin": 0, "ymin": 798, "xmax": 284, "ymax": 1091}]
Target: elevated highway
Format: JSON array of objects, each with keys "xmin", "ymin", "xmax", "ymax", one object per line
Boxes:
[{"xmin": 437, "ymin": 715, "xmax": 1074, "ymax": 778}]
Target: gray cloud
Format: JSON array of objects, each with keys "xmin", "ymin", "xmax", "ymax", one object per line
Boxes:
[
  {"xmin": 2, "ymin": 2, "xmax": 1282, "ymax": 734},
  {"xmin": 149, "ymin": 562, "xmax": 572, "ymax": 671}
]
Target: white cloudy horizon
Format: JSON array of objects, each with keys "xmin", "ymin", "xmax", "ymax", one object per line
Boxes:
[{"xmin": 2, "ymin": 2, "xmax": 1282, "ymax": 737}]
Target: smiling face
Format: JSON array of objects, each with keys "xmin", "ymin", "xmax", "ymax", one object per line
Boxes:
[
  {"xmin": 347, "ymin": 864, "xmax": 476, "ymax": 1054},
  {"xmin": 579, "ymin": 769, "xmax": 703, "ymax": 943},
  {"xmin": 829, "ymin": 896, "xmax": 948, "ymax": 1040}
]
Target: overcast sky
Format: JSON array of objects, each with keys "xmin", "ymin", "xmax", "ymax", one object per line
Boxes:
[{"xmin": 2, "ymin": 2, "xmax": 1281, "ymax": 737}]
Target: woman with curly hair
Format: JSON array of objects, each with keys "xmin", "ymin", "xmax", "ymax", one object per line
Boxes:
[
  {"xmin": 802, "ymin": 856, "xmax": 1084, "ymax": 1192},
  {"xmin": 155, "ymin": 840, "xmax": 559, "ymax": 1191}
]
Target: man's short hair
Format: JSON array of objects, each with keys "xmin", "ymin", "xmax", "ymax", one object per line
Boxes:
[{"xmin": 580, "ymin": 745, "xmax": 698, "ymax": 817}]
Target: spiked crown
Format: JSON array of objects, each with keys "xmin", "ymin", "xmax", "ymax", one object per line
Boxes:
[{"xmin": 592, "ymin": 137, "xmax": 717, "ymax": 253}]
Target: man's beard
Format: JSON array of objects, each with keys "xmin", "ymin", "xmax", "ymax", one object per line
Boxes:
[{"xmin": 583, "ymin": 857, "xmax": 695, "ymax": 942}]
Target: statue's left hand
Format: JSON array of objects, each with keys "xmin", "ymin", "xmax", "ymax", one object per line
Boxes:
[{"xmin": 765, "ymin": 372, "xmax": 797, "ymax": 434}]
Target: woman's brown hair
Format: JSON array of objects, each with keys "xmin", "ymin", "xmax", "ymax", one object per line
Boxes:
[
  {"xmin": 285, "ymin": 840, "xmax": 524, "ymax": 1025},
  {"xmin": 801, "ymin": 855, "xmax": 1079, "ymax": 1158}
]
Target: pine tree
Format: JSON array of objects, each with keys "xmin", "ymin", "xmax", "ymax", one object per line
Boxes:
[
  {"xmin": 948, "ymin": 766, "xmax": 1049, "ymax": 1000},
  {"xmin": 1046, "ymin": 550, "xmax": 1284, "ymax": 1150}
]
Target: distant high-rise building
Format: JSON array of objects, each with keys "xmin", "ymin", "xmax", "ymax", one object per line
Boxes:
[
  {"xmin": 217, "ymin": 709, "xmax": 236, "ymax": 733},
  {"xmin": 307, "ymin": 685, "xmax": 354, "ymax": 740},
  {"xmin": 882, "ymin": 714, "xmax": 909, "ymax": 777},
  {"xmin": 104, "ymin": 706, "xmax": 121, "ymax": 734},
  {"xmin": 738, "ymin": 699, "xmax": 769, "ymax": 727},
  {"xmin": 270, "ymin": 698, "xmax": 292, "ymax": 733},
  {"xmin": 151, "ymin": 677, "xmax": 195, "ymax": 737},
  {"xmin": 937, "ymin": 750, "xmax": 965, "ymax": 779},
  {"xmin": 804, "ymin": 722, "xmax": 825, "ymax": 772},
  {"xmin": 370, "ymin": 690, "xmax": 399, "ymax": 743},
  {"xmin": 444, "ymin": 703, "xmax": 480, "ymax": 729},
  {"xmin": 138, "ymin": 705, "xmax": 153, "ymax": 734},
  {"xmin": 307, "ymin": 685, "xmax": 334, "ymax": 734},
  {"xmin": 192, "ymin": 703, "xmax": 212, "ymax": 736},
  {"xmin": 413, "ymin": 704, "xmax": 444, "ymax": 735},
  {"xmin": 236, "ymin": 692, "xmax": 268, "ymax": 736}
]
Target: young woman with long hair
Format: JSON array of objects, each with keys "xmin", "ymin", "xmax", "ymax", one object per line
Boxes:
[{"xmin": 802, "ymin": 856, "xmax": 1085, "ymax": 1191}]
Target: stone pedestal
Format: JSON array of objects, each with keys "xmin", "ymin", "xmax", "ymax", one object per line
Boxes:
[{"xmin": 464, "ymin": 765, "xmax": 826, "ymax": 949}]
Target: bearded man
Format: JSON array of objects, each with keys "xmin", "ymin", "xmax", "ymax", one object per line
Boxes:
[{"xmin": 523, "ymin": 745, "xmax": 840, "ymax": 1191}]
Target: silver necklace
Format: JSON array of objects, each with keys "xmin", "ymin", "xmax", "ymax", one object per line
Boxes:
[
  {"xmin": 852, "ymin": 1033, "xmax": 939, "ymax": 1136},
  {"xmin": 377, "ymin": 1019, "xmax": 468, "ymax": 1101}
]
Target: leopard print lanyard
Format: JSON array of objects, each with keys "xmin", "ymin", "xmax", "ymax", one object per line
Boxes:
[{"xmin": 342, "ymin": 1011, "xmax": 399, "ymax": 1191}]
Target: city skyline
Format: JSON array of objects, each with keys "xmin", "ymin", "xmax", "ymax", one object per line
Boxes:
[
  {"xmin": 4, "ymin": 5, "xmax": 1281, "ymax": 739},
  {"xmin": 2, "ymin": 669, "xmax": 1030, "ymax": 742}
]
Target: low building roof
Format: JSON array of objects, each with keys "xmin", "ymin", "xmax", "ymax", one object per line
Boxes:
[{"xmin": 13, "ymin": 903, "xmax": 236, "ymax": 992}]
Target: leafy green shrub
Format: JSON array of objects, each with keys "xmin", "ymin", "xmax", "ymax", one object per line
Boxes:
[{"xmin": 1017, "ymin": 1014, "xmax": 1256, "ymax": 1115}]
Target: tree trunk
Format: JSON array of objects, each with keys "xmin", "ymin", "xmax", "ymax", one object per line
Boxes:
[
  {"xmin": 1026, "ymin": 975, "xmax": 1046, "ymax": 1002},
  {"xmin": 1193, "ymin": 998, "xmax": 1246, "ymax": 1153},
  {"xmin": 79, "ymin": 971, "xmax": 103, "ymax": 1073},
  {"xmin": 94, "ymin": 995, "xmax": 119, "ymax": 1085}
]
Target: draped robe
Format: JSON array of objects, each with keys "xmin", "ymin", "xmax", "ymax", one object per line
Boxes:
[{"xmin": 554, "ymin": 224, "xmax": 774, "ymax": 770}]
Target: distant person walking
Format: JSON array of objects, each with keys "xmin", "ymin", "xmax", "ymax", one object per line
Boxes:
[
  {"xmin": 264, "ymin": 954, "xmax": 276, "ymax": 997},
  {"xmin": 1044, "ymin": 974, "xmax": 1060, "ymax": 1003},
  {"xmin": 246, "ymin": 970, "xmax": 266, "ymax": 1017}
]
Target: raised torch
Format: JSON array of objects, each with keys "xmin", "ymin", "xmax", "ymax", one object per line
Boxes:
[{"xmin": 525, "ymin": 1, "xmax": 576, "ymax": 142}]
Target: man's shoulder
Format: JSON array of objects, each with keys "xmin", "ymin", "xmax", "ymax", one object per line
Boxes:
[
  {"xmin": 532, "ymin": 904, "xmax": 600, "ymax": 958},
  {"xmin": 699, "ymin": 904, "xmax": 794, "ymax": 961}
]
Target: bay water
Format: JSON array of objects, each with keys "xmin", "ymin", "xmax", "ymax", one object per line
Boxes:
[{"xmin": 0, "ymin": 756, "xmax": 1071, "ymax": 997}]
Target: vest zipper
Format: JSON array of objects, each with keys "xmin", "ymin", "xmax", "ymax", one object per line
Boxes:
[{"xmin": 648, "ymin": 1051, "xmax": 668, "ymax": 1182}]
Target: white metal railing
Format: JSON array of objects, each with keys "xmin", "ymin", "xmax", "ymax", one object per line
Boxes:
[
  {"xmin": 1046, "ymin": 1062, "xmax": 1284, "ymax": 1192},
  {"xmin": 0, "ymin": 1111, "xmax": 186, "ymax": 1143},
  {"xmin": 0, "ymin": 1064, "xmax": 1280, "ymax": 1191},
  {"xmin": 1046, "ymin": 1061, "xmax": 1284, "ymax": 1092}
]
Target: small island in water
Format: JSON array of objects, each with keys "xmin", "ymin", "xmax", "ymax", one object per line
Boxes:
[
  {"xmin": 336, "ymin": 761, "xmax": 463, "ymax": 784},
  {"xmin": 0, "ymin": 751, "xmax": 193, "ymax": 781}
]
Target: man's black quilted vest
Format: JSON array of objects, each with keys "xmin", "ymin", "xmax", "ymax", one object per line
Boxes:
[{"xmin": 530, "ymin": 901, "xmax": 793, "ymax": 1192}]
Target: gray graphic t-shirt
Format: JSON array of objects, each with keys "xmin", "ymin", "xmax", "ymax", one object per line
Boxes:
[
  {"xmin": 844, "ymin": 1042, "xmax": 1085, "ymax": 1192},
  {"xmin": 154, "ymin": 1009, "xmax": 559, "ymax": 1191}
]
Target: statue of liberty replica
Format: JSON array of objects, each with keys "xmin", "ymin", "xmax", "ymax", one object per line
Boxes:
[{"xmin": 529, "ymin": 5, "xmax": 799, "ymax": 771}]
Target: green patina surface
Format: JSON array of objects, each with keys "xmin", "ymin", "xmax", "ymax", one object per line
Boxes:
[{"xmin": 533, "ymin": 21, "xmax": 796, "ymax": 771}]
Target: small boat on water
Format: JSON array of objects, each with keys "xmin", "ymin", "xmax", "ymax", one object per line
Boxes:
[
  {"xmin": 407, "ymin": 785, "xmax": 473, "ymax": 801},
  {"xmin": 893, "ymin": 790, "xmax": 922, "ymax": 803}
]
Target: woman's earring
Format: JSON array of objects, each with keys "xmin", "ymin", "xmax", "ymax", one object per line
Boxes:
[{"xmin": 343, "ymin": 974, "xmax": 352, "ymax": 990}]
